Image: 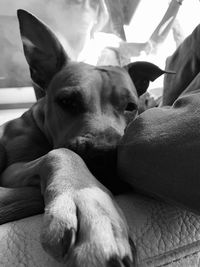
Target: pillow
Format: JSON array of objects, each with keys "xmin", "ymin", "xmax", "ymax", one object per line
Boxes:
[{"xmin": 118, "ymin": 24, "xmax": 200, "ymax": 212}]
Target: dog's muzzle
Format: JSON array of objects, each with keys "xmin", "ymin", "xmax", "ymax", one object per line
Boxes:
[{"xmin": 66, "ymin": 128, "xmax": 122, "ymax": 185}]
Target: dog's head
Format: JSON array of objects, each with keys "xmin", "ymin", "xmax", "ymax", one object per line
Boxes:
[{"xmin": 17, "ymin": 10, "xmax": 166, "ymax": 185}]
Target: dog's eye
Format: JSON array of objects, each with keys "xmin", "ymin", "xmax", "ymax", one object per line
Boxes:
[
  {"xmin": 59, "ymin": 98, "xmax": 77, "ymax": 109},
  {"xmin": 58, "ymin": 98, "xmax": 83, "ymax": 114},
  {"xmin": 56, "ymin": 92, "xmax": 85, "ymax": 115},
  {"xmin": 125, "ymin": 102, "xmax": 137, "ymax": 112}
]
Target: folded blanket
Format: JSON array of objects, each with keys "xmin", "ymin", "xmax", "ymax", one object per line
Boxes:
[{"xmin": 163, "ymin": 24, "xmax": 200, "ymax": 105}]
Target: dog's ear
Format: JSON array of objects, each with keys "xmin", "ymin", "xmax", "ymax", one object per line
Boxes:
[
  {"xmin": 124, "ymin": 61, "xmax": 175, "ymax": 96},
  {"xmin": 17, "ymin": 9, "xmax": 68, "ymax": 90}
]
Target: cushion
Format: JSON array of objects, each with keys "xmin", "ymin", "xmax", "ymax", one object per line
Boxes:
[{"xmin": 1, "ymin": 194, "xmax": 200, "ymax": 266}]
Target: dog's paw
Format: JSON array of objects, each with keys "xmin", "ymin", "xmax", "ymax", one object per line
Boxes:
[{"xmin": 41, "ymin": 187, "xmax": 136, "ymax": 267}]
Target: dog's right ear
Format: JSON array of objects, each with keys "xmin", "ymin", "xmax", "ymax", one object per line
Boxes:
[{"xmin": 17, "ymin": 9, "xmax": 69, "ymax": 90}]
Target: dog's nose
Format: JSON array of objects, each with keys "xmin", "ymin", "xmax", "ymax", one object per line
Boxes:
[
  {"xmin": 66, "ymin": 128, "xmax": 122, "ymax": 182},
  {"xmin": 97, "ymin": 127, "xmax": 122, "ymax": 146},
  {"xmin": 69, "ymin": 127, "xmax": 122, "ymax": 154}
]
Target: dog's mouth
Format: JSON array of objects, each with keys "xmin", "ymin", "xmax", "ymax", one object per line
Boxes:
[{"xmin": 66, "ymin": 140, "xmax": 118, "ymax": 186}]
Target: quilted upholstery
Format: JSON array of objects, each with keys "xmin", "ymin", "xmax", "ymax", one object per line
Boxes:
[
  {"xmin": 1, "ymin": 194, "xmax": 200, "ymax": 267},
  {"xmin": 117, "ymin": 195, "xmax": 200, "ymax": 266}
]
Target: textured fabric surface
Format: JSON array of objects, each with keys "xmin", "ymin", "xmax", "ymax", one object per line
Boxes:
[
  {"xmin": 1, "ymin": 194, "xmax": 200, "ymax": 266},
  {"xmin": 117, "ymin": 195, "xmax": 200, "ymax": 266},
  {"xmin": 163, "ymin": 23, "xmax": 200, "ymax": 106}
]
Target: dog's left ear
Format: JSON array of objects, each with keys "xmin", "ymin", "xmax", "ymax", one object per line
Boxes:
[
  {"xmin": 17, "ymin": 9, "xmax": 69, "ymax": 90},
  {"xmin": 125, "ymin": 61, "xmax": 175, "ymax": 96}
]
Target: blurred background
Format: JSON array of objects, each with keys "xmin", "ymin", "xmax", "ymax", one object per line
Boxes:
[{"xmin": 0, "ymin": 0, "xmax": 200, "ymax": 123}]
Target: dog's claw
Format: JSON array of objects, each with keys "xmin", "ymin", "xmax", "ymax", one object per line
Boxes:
[
  {"xmin": 123, "ymin": 256, "xmax": 135, "ymax": 267},
  {"xmin": 107, "ymin": 256, "xmax": 124, "ymax": 267},
  {"xmin": 129, "ymin": 237, "xmax": 137, "ymax": 259},
  {"xmin": 61, "ymin": 228, "xmax": 76, "ymax": 258}
]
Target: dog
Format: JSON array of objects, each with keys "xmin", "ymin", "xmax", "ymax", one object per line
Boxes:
[{"xmin": 0, "ymin": 10, "xmax": 169, "ymax": 267}]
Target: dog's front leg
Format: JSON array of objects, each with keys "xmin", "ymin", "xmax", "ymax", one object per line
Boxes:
[
  {"xmin": 2, "ymin": 148, "xmax": 135, "ymax": 266},
  {"xmin": 39, "ymin": 148, "xmax": 135, "ymax": 267}
]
